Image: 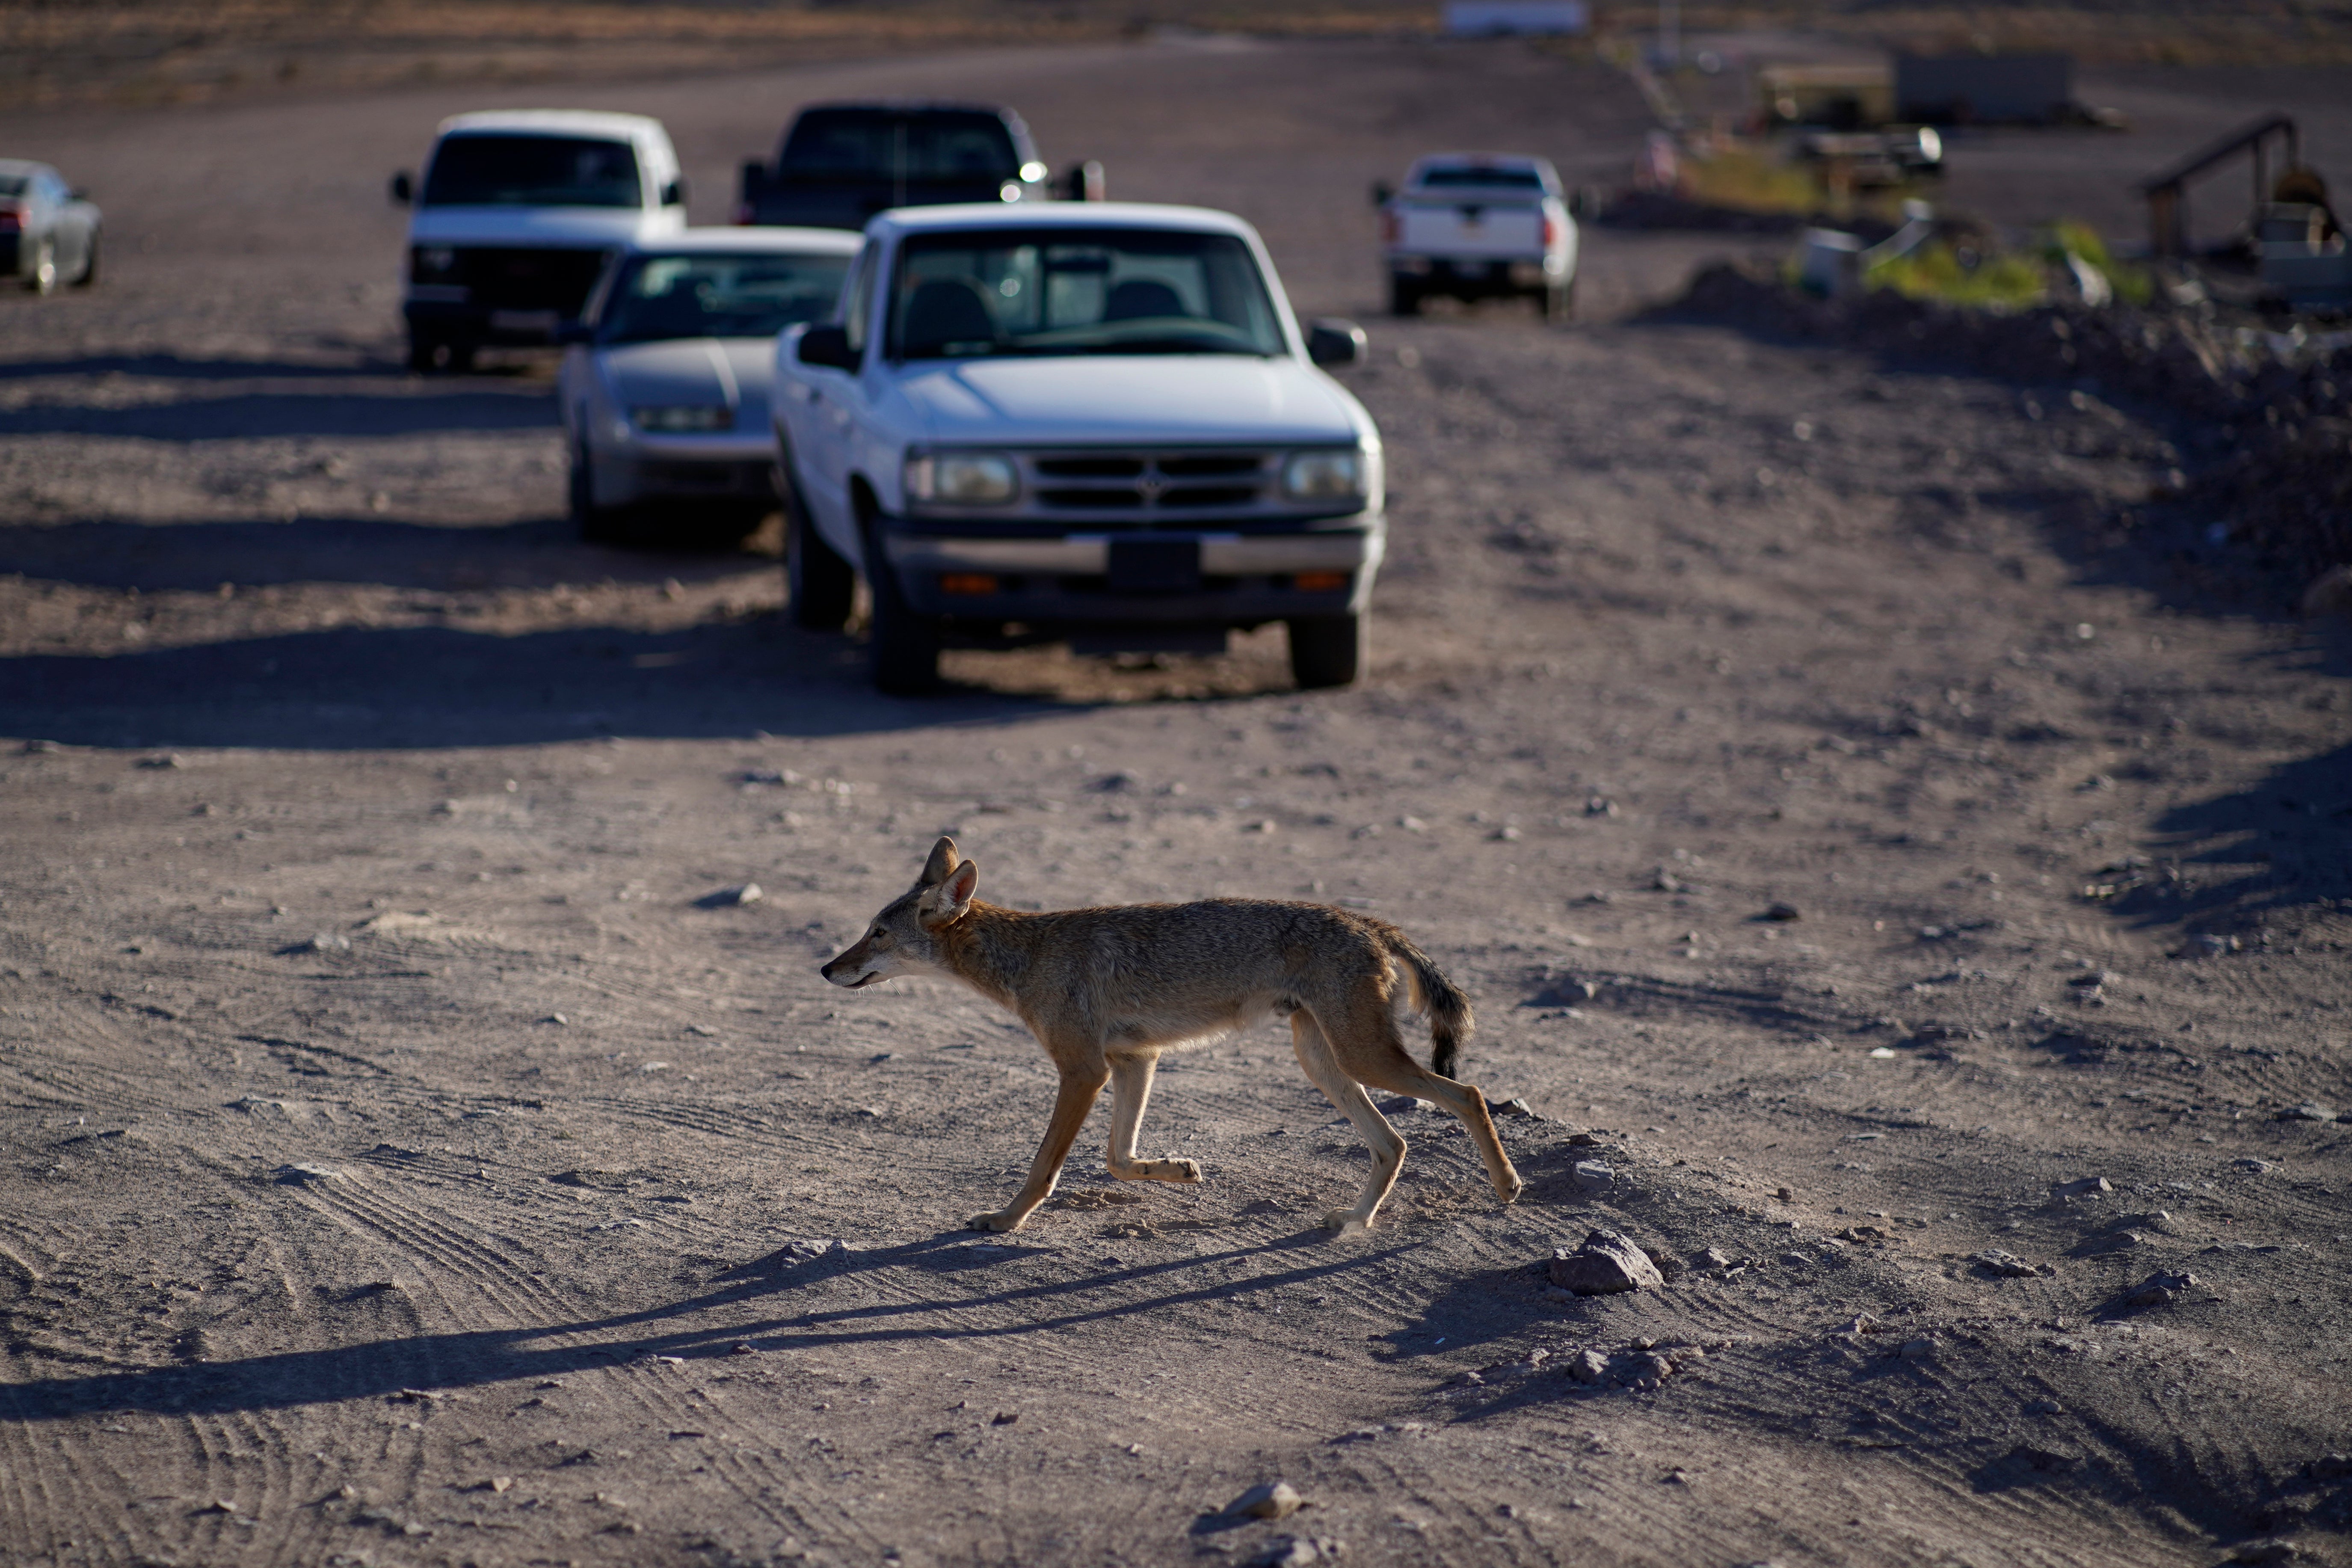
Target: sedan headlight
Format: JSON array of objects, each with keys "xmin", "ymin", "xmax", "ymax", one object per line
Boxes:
[
  {"xmin": 632, "ymin": 405, "xmax": 733, "ymax": 433},
  {"xmin": 906, "ymin": 451, "xmax": 1018, "ymax": 506},
  {"xmin": 1280, "ymin": 450, "xmax": 1364, "ymax": 501}
]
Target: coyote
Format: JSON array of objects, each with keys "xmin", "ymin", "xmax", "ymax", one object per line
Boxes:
[{"xmin": 821, "ymin": 837, "xmax": 1523, "ymax": 1234}]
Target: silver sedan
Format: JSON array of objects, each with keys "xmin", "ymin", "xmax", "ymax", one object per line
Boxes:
[
  {"xmin": 558, "ymin": 227, "xmax": 859, "ymax": 546},
  {"xmin": 0, "ymin": 160, "xmax": 101, "ymax": 294}
]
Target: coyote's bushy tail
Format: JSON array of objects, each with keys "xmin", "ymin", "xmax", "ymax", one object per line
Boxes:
[{"xmin": 1384, "ymin": 933, "xmax": 1474, "ymax": 1080}]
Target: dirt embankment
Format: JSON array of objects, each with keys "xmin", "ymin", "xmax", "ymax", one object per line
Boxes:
[{"xmin": 1663, "ymin": 262, "xmax": 2352, "ymax": 596}]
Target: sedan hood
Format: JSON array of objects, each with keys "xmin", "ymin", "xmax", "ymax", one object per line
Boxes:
[
  {"xmin": 896, "ymin": 356, "xmax": 1366, "ymax": 447},
  {"xmin": 601, "ymin": 338, "xmax": 774, "ymax": 421}
]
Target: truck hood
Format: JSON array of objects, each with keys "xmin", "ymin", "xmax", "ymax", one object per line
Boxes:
[
  {"xmin": 600, "ymin": 338, "xmax": 773, "ymax": 421},
  {"xmin": 408, "ymin": 206, "xmax": 678, "ymax": 247},
  {"xmin": 896, "ymin": 356, "xmax": 1366, "ymax": 447}
]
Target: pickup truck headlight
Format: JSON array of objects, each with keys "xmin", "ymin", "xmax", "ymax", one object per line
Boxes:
[
  {"xmin": 906, "ymin": 452, "xmax": 1018, "ymax": 506},
  {"xmin": 633, "ymin": 405, "xmax": 733, "ymax": 433},
  {"xmin": 1280, "ymin": 450, "xmax": 1364, "ymax": 501},
  {"xmin": 411, "ymin": 245, "xmax": 459, "ymax": 280}
]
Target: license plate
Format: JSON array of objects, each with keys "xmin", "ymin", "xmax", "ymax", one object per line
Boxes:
[
  {"xmin": 1454, "ymin": 261, "xmax": 1492, "ymax": 279},
  {"xmin": 1107, "ymin": 536, "xmax": 1202, "ymax": 594},
  {"xmin": 489, "ymin": 309, "xmax": 560, "ymax": 335}
]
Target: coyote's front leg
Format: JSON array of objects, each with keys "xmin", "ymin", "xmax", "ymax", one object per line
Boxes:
[
  {"xmin": 969, "ymin": 1065, "xmax": 1108, "ymax": 1232},
  {"xmin": 1104, "ymin": 1054, "xmax": 1202, "ymax": 1185}
]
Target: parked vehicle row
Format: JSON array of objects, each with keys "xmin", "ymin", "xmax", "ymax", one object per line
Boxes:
[{"xmin": 382, "ymin": 101, "xmax": 1579, "ymax": 693}]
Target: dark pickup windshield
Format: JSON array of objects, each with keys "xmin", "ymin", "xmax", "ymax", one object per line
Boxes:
[
  {"xmin": 889, "ymin": 229, "xmax": 1284, "ymax": 361},
  {"xmin": 781, "ymin": 110, "xmax": 1020, "ymax": 184},
  {"xmin": 1415, "ymin": 166, "xmax": 1546, "ymax": 191},
  {"xmin": 424, "ymin": 135, "xmax": 642, "ymax": 208},
  {"xmin": 598, "ymin": 251, "xmax": 853, "ymax": 344}
]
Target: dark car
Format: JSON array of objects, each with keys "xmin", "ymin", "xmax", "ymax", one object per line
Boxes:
[
  {"xmin": 736, "ymin": 102, "xmax": 1093, "ymax": 231},
  {"xmin": 0, "ymin": 160, "xmax": 101, "ymax": 294}
]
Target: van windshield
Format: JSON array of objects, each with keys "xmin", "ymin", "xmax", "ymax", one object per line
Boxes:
[
  {"xmin": 598, "ymin": 251, "xmax": 853, "ymax": 344},
  {"xmin": 781, "ymin": 110, "xmax": 1019, "ymax": 184},
  {"xmin": 423, "ymin": 135, "xmax": 642, "ymax": 208},
  {"xmin": 888, "ymin": 229, "xmax": 1284, "ymax": 360}
]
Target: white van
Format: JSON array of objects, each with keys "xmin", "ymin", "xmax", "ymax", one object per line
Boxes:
[{"xmin": 391, "ymin": 110, "xmax": 686, "ymax": 371}]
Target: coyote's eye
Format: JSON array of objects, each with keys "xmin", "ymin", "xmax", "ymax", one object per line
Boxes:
[{"xmin": 868, "ymin": 930, "xmax": 892, "ymax": 949}]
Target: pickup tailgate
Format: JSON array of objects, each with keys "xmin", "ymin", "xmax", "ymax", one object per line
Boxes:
[{"xmin": 1393, "ymin": 196, "xmax": 1545, "ymax": 258}]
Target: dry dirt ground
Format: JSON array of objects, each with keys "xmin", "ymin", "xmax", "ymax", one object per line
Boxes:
[{"xmin": 3, "ymin": 34, "xmax": 2352, "ymax": 1568}]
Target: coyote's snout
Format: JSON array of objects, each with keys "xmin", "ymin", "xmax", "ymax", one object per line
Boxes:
[{"xmin": 821, "ymin": 836, "xmax": 1523, "ymax": 1234}]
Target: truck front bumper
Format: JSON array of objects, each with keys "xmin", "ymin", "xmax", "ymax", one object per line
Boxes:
[{"xmin": 882, "ymin": 519, "xmax": 1383, "ymax": 626}]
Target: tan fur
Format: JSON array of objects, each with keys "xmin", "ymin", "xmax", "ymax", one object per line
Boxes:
[{"xmin": 821, "ymin": 837, "xmax": 1522, "ymax": 1234}]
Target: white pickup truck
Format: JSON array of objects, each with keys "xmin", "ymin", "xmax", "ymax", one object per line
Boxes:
[
  {"xmin": 770, "ymin": 202, "xmax": 1380, "ymax": 695},
  {"xmin": 1377, "ymin": 152, "xmax": 1576, "ymax": 320}
]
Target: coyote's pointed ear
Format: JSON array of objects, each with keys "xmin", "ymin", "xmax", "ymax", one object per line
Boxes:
[
  {"xmin": 921, "ymin": 858, "xmax": 979, "ymax": 928},
  {"xmin": 920, "ymin": 836, "xmax": 962, "ymax": 886}
]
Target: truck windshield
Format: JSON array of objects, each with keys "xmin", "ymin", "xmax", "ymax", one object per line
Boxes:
[
  {"xmin": 781, "ymin": 111, "xmax": 1019, "ymax": 184},
  {"xmin": 1416, "ymin": 166, "xmax": 1546, "ymax": 191},
  {"xmin": 889, "ymin": 229, "xmax": 1284, "ymax": 360},
  {"xmin": 598, "ymin": 251, "xmax": 853, "ymax": 344},
  {"xmin": 423, "ymin": 136, "xmax": 642, "ymax": 208}
]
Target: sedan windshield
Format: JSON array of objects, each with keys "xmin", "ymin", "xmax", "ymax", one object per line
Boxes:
[
  {"xmin": 889, "ymin": 229, "xmax": 1284, "ymax": 360},
  {"xmin": 598, "ymin": 252, "xmax": 853, "ymax": 344},
  {"xmin": 423, "ymin": 136, "xmax": 641, "ymax": 208}
]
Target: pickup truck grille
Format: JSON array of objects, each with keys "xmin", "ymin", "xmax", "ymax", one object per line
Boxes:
[
  {"xmin": 1025, "ymin": 450, "xmax": 1271, "ymax": 513},
  {"xmin": 445, "ymin": 246, "xmax": 612, "ymax": 314}
]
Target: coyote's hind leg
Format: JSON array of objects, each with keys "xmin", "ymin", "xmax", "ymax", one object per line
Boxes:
[
  {"xmin": 1324, "ymin": 984, "xmax": 1523, "ymax": 1206},
  {"xmin": 1290, "ymin": 1011, "xmax": 1405, "ymax": 1233},
  {"xmin": 1105, "ymin": 1054, "xmax": 1200, "ymax": 1183}
]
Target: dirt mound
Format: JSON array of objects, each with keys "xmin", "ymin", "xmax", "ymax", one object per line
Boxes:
[{"xmin": 1660, "ymin": 263, "xmax": 2352, "ymax": 593}]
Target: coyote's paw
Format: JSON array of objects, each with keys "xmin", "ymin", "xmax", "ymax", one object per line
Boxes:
[
  {"xmin": 966, "ymin": 1209, "xmax": 1024, "ymax": 1233},
  {"xmin": 1151, "ymin": 1158, "xmax": 1202, "ymax": 1184},
  {"xmin": 1493, "ymin": 1172, "xmax": 1526, "ymax": 1205},
  {"xmin": 1321, "ymin": 1209, "xmax": 1372, "ymax": 1235}
]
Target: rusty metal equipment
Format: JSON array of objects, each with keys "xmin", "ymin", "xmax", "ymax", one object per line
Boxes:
[{"xmin": 2139, "ymin": 112, "xmax": 2298, "ymax": 258}]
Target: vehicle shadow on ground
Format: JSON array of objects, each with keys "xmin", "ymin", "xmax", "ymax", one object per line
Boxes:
[
  {"xmin": 0, "ymin": 352, "xmax": 407, "ymax": 383},
  {"xmin": 2116, "ymin": 738, "xmax": 2352, "ymax": 928},
  {"xmin": 0, "ymin": 387, "xmax": 554, "ymax": 441},
  {"xmin": 0, "ymin": 618, "xmax": 1069, "ymax": 746},
  {"xmin": 0, "ymin": 1227, "xmax": 1412, "ymax": 1423},
  {"xmin": 0, "ymin": 514, "xmax": 759, "ymax": 595}
]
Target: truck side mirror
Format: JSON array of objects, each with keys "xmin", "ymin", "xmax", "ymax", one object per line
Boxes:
[
  {"xmin": 390, "ymin": 171, "xmax": 414, "ymax": 205},
  {"xmin": 798, "ymin": 324, "xmax": 859, "ymax": 371},
  {"xmin": 1370, "ymin": 180, "xmax": 1394, "ymax": 207},
  {"xmin": 661, "ymin": 177, "xmax": 687, "ymax": 207},
  {"xmin": 1061, "ymin": 160, "xmax": 1105, "ymax": 202},
  {"xmin": 1306, "ymin": 318, "xmax": 1366, "ymax": 366}
]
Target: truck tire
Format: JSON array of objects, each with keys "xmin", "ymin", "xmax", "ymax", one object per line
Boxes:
[
  {"xmin": 569, "ymin": 436, "xmax": 624, "ymax": 543},
  {"xmin": 862, "ymin": 523, "xmax": 939, "ymax": 694},
  {"xmin": 1287, "ymin": 611, "xmax": 1366, "ymax": 690},
  {"xmin": 1387, "ymin": 276, "xmax": 1421, "ymax": 317},
  {"xmin": 71, "ymin": 234, "xmax": 98, "ymax": 289},
  {"xmin": 407, "ymin": 330, "xmax": 475, "ymax": 373},
  {"xmin": 786, "ymin": 489, "xmax": 854, "ymax": 631}
]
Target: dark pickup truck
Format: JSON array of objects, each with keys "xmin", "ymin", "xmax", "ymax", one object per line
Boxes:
[{"xmin": 736, "ymin": 102, "xmax": 1096, "ymax": 231}]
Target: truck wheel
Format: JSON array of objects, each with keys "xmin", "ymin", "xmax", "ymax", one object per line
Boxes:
[
  {"xmin": 569, "ymin": 436, "xmax": 624, "ymax": 543},
  {"xmin": 1543, "ymin": 278, "xmax": 1575, "ymax": 323},
  {"xmin": 862, "ymin": 525, "xmax": 939, "ymax": 694},
  {"xmin": 71, "ymin": 234, "xmax": 98, "ymax": 289},
  {"xmin": 1287, "ymin": 612, "xmax": 1366, "ymax": 690},
  {"xmin": 786, "ymin": 492, "xmax": 854, "ymax": 631},
  {"xmin": 1387, "ymin": 277, "xmax": 1421, "ymax": 317},
  {"xmin": 407, "ymin": 332, "xmax": 475, "ymax": 373}
]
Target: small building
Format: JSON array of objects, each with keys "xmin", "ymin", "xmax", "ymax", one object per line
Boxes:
[
  {"xmin": 1895, "ymin": 53, "xmax": 2074, "ymax": 124},
  {"xmin": 1756, "ymin": 63, "xmax": 1895, "ymax": 130}
]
